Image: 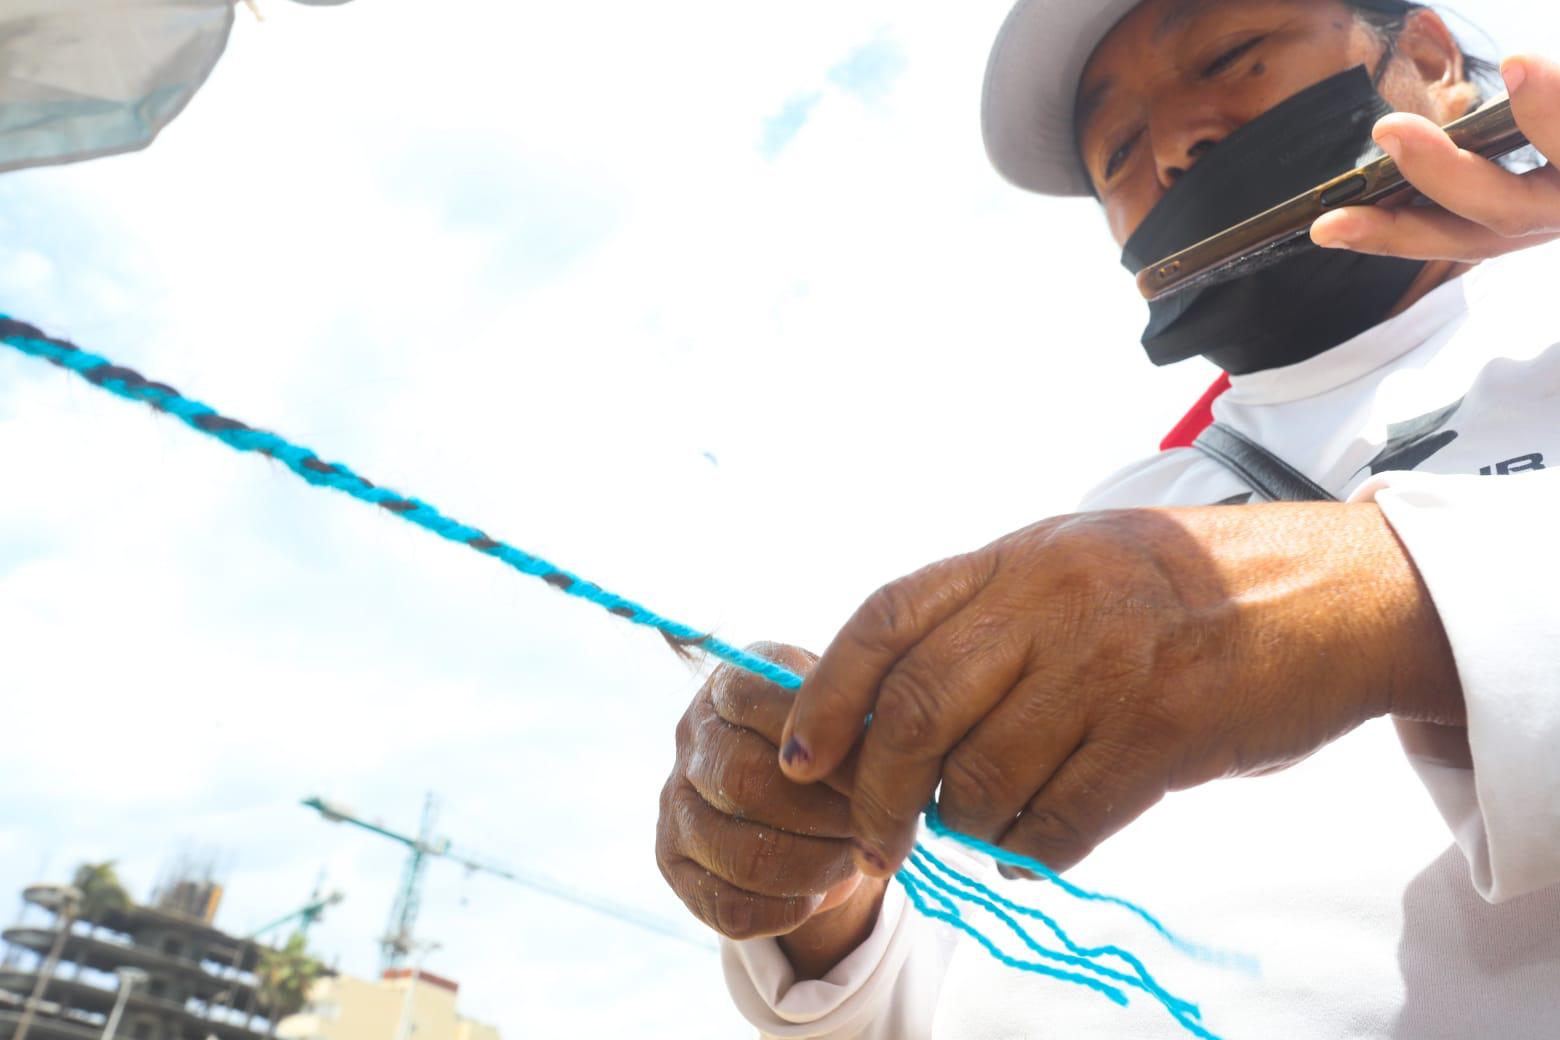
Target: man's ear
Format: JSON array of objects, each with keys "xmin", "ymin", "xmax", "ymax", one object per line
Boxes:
[{"xmin": 1395, "ymin": 9, "xmax": 1481, "ymax": 120}]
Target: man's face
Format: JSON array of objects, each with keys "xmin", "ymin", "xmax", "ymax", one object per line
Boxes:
[{"xmin": 1076, "ymin": 0, "xmax": 1476, "ymax": 246}]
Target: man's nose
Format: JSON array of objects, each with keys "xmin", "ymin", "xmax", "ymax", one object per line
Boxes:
[
  {"xmin": 1161, "ymin": 138, "xmax": 1221, "ymax": 185},
  {"xmin": 1151, "ymin": 106, "xmax": 1232, "ymax": 188}
]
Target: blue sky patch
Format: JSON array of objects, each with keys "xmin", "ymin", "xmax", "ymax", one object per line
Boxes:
[
  {"xmin": 759, "ymin": 30, "xmax": 906, "ymax": 159},
  {"xmin": 760, "ymin": 91, "xmax": 824, "ymax": 159},
  {"xmin": 828, "ymin": 31, "xmax": 907, "ymax": 103}
]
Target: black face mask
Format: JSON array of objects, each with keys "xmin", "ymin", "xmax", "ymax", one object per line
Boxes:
[{"xmin": 1120, "ymin": 67, "xmax": 1427, "ymax": 374}]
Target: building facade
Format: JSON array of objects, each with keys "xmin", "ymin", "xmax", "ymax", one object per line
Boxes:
[
  {"xmin": 277, "ymin": 969, "xmax": 499, "ymax": 1040},
  {"xmin": 1, "ymin": 877, "xmax": 287, "ymax": 1040}
]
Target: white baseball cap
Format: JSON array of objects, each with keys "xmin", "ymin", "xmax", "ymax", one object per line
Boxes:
[{"xmin": 981, "ymin": 0, "xmax": 1146, "ymax": 197}]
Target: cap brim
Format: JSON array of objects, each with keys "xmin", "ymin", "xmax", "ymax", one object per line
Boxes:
[{"xmin": 981, "ymin": 0, "xmax": 1143, "ymax": 196}]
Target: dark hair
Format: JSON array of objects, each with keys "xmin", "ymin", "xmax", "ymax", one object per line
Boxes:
[{"xmin": 1343, "ymin": 0, "xmax": 1503, "ymax": 100}]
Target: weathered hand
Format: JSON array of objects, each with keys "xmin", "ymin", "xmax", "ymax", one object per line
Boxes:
[
  {"xmin": 1312, "ymin": 55, "xmax": 1560, "ymax": 260},
  {"xmin": 656, "ymin": 643, "xmax": 886, "ymax": 976},
  {"xmin": 779, "ymin": 505, "xmax": 1462, "ymax": 880}
]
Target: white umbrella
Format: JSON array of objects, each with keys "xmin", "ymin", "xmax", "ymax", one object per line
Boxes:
[{"xmin": 0, "ymin": 0, "xmax": 351, "ymax": 174}]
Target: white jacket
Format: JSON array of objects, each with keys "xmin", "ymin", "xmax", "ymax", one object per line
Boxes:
[{"xmin": 722, "ymin": 244, "xmax": 1560, "ymax": 1039}]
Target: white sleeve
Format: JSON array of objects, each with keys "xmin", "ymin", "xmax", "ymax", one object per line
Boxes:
[
  {"xmin": 1350, "ymin": 467, "xmax": 1560, "ymax": 903},
  {"xmin": 720, "ymin": 880, "xmax": 959, "ymax": 1039}
]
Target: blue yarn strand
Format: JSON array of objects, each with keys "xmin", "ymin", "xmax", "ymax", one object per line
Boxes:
[
  {"xmin": 905, "ymin": 851, "xmax": 1179, "ymax": 1001},
  {"xmin": 895, "ymin": 868, "xmax": 1131, "ymax": 1008},
  {"xmin": 923, "ymin": 804, "xmax": 1257, "ymax": 974},
  {"xmin": 2, "ymin": 317, "xmax": 1247, "ymax": 1037},
  {"xmin": 908, "ymin": 847, "xmax": 1202, "ymax": 1018},
  {"xmin": 907, "ymin": 849, "xmax": 1236, "ymax": 1040}
]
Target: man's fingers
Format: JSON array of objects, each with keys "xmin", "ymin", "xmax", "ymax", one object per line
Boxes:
[
  {"xmin": 707, "ymin": 647, "xmax": 857, "ymax": 799},
  {"xmin": 781, "ymin": 553, "xmax": 995, "ymax": 784},
  {"xmin": 658, "ymin": 857, "xmax": 821, "ymax": 941},
  {"xmin": 665, "ymin": 778, "xmax": 859, "ymax": 899},
  {"xmin": 1312, "ymin": 201, "xmax": 1558, "ymax": 261},
  {"xmin": 710, "ymin": 643, "xmax": 818, "ymax": 746},
  {"xmin": 1312, "ymin": 54, "xmax": 1560, "ymax": 259},
  {"xmin": 997, "ymin": 739, "xmax": 1169, "ymax": 875},
  {"xmin": 686, "ymin": 711, "xmax": 854, "ymax": 838},
  {"xmin": 1370, "ymin": 111, "xmax": 1553, "ymax": 234},
  {"xmin": 1506, "ymin": 54, "xmax": 1560, "ymax": 169},
  {"xmin": 846, "ymin": 613, "xmax": 1032, "ymax": 877},
  {"xmin": 937, "ymin": 671, "xmax": 1086, "ymax": 843}
]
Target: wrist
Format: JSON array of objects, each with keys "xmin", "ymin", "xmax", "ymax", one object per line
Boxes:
[
  {"xmin": 1163, "ymin": 502, "xmax": 1463, "ymax": 728},
  {"xmin": 1369, "ymin": 505, "xmax": 1466, "ymax": 726},
  {"xmin": 777, "ymin": 875, "xmax": 888, "ymax": 981}
]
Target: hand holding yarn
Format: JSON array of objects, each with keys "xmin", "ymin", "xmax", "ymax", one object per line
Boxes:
[
  {"xmin": 1, "ymin": 319, "xmax": 1249, "ymax": 1031},
  {"xmin": 779, "ymin": 504, "xmax": 1464, "ymax": 881},
  {"xmin": 656, "ymin": 643, "xmax": 887, "ymax": 976}
]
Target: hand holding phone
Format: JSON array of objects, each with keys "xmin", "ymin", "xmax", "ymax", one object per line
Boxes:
[{"xmin": 1137, "ymin": 95, "xmax": 1528, "ymax": 302}]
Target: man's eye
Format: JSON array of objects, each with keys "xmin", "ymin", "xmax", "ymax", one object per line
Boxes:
[
  {"xmin": 1202, "ymin": 36, "xmax": 1265, "ymax": 77},
  {"xmin": 1104, "ymin": 128, "xmax": 1143, "ymax": 180}
]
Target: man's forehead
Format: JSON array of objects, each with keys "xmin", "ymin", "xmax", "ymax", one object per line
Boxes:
[
  {"xmin": 1075, "ymin": 0, "xmax": 1261, "ymax": 131},
  {"xmin": 1152, "ymin": 0, "xmax": 1243, "ymax": 42}
]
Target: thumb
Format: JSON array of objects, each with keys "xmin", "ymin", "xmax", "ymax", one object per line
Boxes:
[{"xmin": 811, "ymin": 872, "xmax": 865, "ymax": 917}]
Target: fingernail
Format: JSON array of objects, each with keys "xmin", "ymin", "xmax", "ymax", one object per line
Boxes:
[
  {"xmin": 780, "ymin": 737, "xmax": 811, "ymax": 770},
  {"xmin": 1503, "ymin": 58, "xmax": 1527, "ymax": 96},
  {"xmin": 1309, "ymin": 214, "xmax": 1351, "ymax": 250},
  {"xmin": 1311, "ymin": 226, "xmax": 1344, "ymax": 249},
  {"xmin": 851, "ymin": 839, "xmax": 887, "ymax": 875},
  {"xmin": 1376, "ymin": 132, "xmax": 1402, "ymax": 160},
  {"xmin": 997, "ymin": 864, "xmax": 1020, "ymax": 881}
]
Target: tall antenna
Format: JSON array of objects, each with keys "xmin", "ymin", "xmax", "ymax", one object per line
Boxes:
[{"xmin": 380, "ymin": 793, "xmax": 442, "ymax": 970}]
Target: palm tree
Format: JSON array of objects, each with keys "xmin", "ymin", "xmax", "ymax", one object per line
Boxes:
[
  {"xmin": 256, "ymin": 932, "xmax": 323, "ymax": 1037},
  {"xmin": 73, "ymin": 861, "xmax": 132, "ymax": 936},
  {"xmin": 68, "ymin": 861, "xmax": 132, "ymax": 979}
]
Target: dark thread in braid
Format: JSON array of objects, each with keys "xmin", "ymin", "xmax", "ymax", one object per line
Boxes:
[
  {"xmin": 0, "ymin": 318, "xmax": 53, "ymax": 343},
  {"xmin": 660, "ymin": 630, "xmax": 713, "ymax": 661},
  {"xmin": 194, "ymin": 414, "xmax": 252, "ymax": 433}
]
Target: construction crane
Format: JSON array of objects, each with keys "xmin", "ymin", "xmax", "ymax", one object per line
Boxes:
[
  {"xmin": 302, "ymin": 793, "xmax": 713, "ymax": 970},
  {"xmin": 248, "ymin": 884, "xmax": 345, "ymax": 942},
  {"xmin": 207, "ymin": 883, "xmax": 345, "ymax": 1029}
]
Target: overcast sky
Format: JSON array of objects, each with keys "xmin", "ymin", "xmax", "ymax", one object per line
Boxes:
[{"xmin": 2, "ymin": 2, "xmax": 1556, "ymax": 1036}]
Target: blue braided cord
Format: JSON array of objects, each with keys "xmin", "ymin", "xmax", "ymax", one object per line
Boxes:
[
  {"xmin": 908, "ymin": 846, "xmax": 1201, "ymax": 1020},
  {"xmin": 923, "ymin": 804, "xmax": 1257, "ymax": 973},
  {"xmin": 1, "ymin": 317, "xmax": 1246, "ymax": 1016},
  {"xmin": 896, "ymin": 868, "xmax": 1131, "ymax": 1008},
  {"xmin": 0, "ymin": 321, "xmax": 803, "ymax": 691}
]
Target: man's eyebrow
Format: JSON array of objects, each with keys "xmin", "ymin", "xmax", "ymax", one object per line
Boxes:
[{"xmin": 1074, "ymin": 77, "xmax": 1114, "ymax": 137}]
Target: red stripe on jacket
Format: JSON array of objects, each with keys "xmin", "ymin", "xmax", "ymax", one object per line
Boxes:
[{"xmin": 1159, "ymin": 373, "xmax": 1231, "ymax": 451}]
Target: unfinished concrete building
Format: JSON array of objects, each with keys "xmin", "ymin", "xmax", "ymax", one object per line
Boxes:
[{"xmin": 1, "ymin": 872, "xmax": 292, "ymax": 1040}]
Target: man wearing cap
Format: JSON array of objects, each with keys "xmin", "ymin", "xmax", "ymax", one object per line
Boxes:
[{"xmin": 655, "ymin": 1, "xmax": 1560, "ymax": 1035}]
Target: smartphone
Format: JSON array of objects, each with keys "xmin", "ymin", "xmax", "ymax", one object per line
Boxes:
[{"xmin": 1136, "ymin": 95, "xmax": 1529, "ymax": 302}]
